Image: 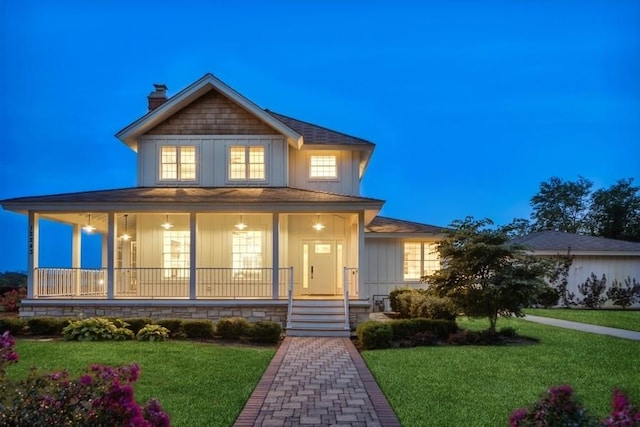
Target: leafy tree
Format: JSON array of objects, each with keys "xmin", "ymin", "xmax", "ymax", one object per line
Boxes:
[
  {"xmin": 546, "ymin": 250, "xmax": 575, "ymax": 308},
  {"xmin": 501, "ymin": 218, "xmax": 532, "ymax": 238},
  {"xmin": 530, "ymin": 176, "xmax": 593, "ymax": 233},
  {"xmin": 577, "ymin": 273, "xmax": 608, "ymax": 309},
  {"xmin": 424, "ymin": 217, "xmax": 548, "ymax": 332},
  {"xmin": 606, "ymin": 277, "xmax": 640, "ymax": 309},
  {"xmin": 588, "ymin": 178, "xmax": 640, "ymax": 242}
]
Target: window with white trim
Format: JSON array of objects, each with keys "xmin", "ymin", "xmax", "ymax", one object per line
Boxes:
[
  {"xmin": 403, "ymin": 242, "xmax": 439, "ymax": 280},
  {"xmin": 232, "ymin": 230, "xmax": 263, "ymax": 279},
  {"xmin": 310, "ymin": 155, "xmax": 337, "ymax": 179},
  {"xmin": 163, "ymin": 230, "xmax": 190, "ymax": 279},
  {"xmin": 229, "ymin": 146, "xmax": 265, "ymax": 181},
  {"xmin": 160, "ymin": 146, "xmax": 196, "ymax": 181}
]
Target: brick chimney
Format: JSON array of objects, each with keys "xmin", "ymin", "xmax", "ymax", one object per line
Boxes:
[{"xmin": 147, "ymin": 83, "xmax": 168, "ymax": 111}]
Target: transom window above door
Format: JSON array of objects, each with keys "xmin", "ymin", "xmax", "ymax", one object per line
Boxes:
[
  {"xmin": 229, "ymin": 146, "xmax": 265, "ymax": 181},
  {"xmin": 160, "ymin": 146, "xmax": 196, "ymax": 181}
]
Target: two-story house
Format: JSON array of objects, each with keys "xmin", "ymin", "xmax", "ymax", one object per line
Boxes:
[{"xmin": 1, "ymin": 73, "xmax": 443, "ymax": 336}]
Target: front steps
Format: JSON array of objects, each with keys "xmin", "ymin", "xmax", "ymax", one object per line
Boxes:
[{"xmin": 286, "ymin": 299, "xmax": 351, "ymax": 337}]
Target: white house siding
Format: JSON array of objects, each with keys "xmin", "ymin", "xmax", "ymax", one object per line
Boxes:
[
  {"xmin": 288, "ymin": 148, "xmax": 360, "ymax": 196},
  {"xmin": 137, "ymin": 136, "xmax": 287, "ymax": 187},
  {"xmin": 566, "ymin": 255, "xmax": 640, "ymax": 308}
]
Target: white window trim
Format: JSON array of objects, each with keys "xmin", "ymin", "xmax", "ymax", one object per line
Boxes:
[
  {"xmin": 403, "ymin": 241, "xmax": 440, "ymax": 282},
  {"xmin": 308, "ymin": 153, "xmax": 339, "ymax": 181},
  {"xmin": 225, "ymin": 143, "xmax": 269, "ymax": 185},
  {"xmin": 157, "ymin": 144, "xmax": 200, "ymax": 185}
]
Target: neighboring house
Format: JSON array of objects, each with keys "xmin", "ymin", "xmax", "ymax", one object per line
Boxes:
[
  {"xmin": 512, "ymin": 231, "xmax": 640, "ymax": 308},
  {"xmin": 0, "ymin": 73, "xmax": 444, "ymax": 336}
]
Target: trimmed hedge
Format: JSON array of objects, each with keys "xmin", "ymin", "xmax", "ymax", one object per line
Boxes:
[
  {"xmin": 156, "ymin": 318, "xmax": 184, "ymax": 337},
  {"xmin": 26, "ymin": 317, "xmax": 70, "ymax": 335},
  {"xmin": 216, "ymin": 317, "xmax": 251, "ymax": 339},
  {"xmin": 388, "ymin": 318, "xmax": 457, "ymax": 341},
  {"xmin": 358, "ymin": 318, "xmax": 458, "ymax": 349},
  {"xmin": 121, "ymin": 317, "xmax": 153, "ymax": 334},
  {"xmin": 0, "ymin": 317, "xmax": 26, "ymax": 335},
  {"xmin": 250, "ymin": 321, "xmax": 282, "ymax": 343},
  {"xmin": 357, "ymin": 321, "xmax": 393, "ymax": 350},
  {"xmin": 389, "ymin": 288, "xmax": 457, "ymax": 320},
  {"xmin": 182, "ymin": 320, "xmax": 215, "ymax": 339}
]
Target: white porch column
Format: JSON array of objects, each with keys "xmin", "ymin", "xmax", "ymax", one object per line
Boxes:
[
  {"xmin": 358, "ymin": 211, "xmax": 366, "ymax": 299},
  {"xmin": 27, "ymin": 211, "xmax": 39, "ymax": 299},
  {"xmin": 271, "ymin": 213, "xmax": 280, "ymax": 299},
  {"xmin": 106, "ymin": 212, "xmax": 115, "ymax": 299},
  {"xmin": 189, "ymin": 213, "xmax": 197, "ymax": 300},
  {"xmin": 72, "ymin": 224, "xmax": 81, "ymax": 296}
]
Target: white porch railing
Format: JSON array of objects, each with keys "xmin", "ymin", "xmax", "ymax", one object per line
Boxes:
[
  {"xmin": 344, "ymin": 267, "xmax": 358, "ymax": 299},
  {"xmin": 34, "ymin": 268, "xmax": 106, "ymax": 298},
  {"xmin": 197, "ymin": 268, "xmax": 292, "ymax": 299},
  {"xmin": 115, "ymin": 268, "xmax": 190, "ymax": 298}
]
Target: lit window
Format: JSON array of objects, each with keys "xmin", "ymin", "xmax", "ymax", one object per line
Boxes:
[
  {"xmin": 232, "ymin": 231, "xmax": 263, "ymax": 279},
  {"xmin": 229, "ymin": 146, "xmax": 265, "ymax": 181},
  {"xmin": 310, "ymin": 155, "xmax": 337, "ymax": 178},
  {"xmin": 163, "ymin": 230, "xmax": 190, "ymax": 279},
  {"xmin": 160, "ymin": 146, "xmax": 196, "ymax": 181},
  {"xmin": 403, "ymin": 242, "xmax": 440, "ymax": 280}
]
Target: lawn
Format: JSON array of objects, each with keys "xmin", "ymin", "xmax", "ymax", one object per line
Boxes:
[
  {"xmin": 362, "ymin": 317, "xmax": 640, "ymax": 427},
  {"xmin": 524, "ymin": 308, "xmax": 640, "ymax": 332},
  {"xmin": 6, "ymin": 340, "xmax": 275, "ymax": 427}
]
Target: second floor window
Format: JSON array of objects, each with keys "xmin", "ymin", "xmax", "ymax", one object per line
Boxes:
[
  {"xmin": 310, "ymin": 155, "xmax": 337, "ymax": 179},
  {"xmin": 160, "ymin": 146, "xmax": 196, "ymax": 181},
  {"xmin": 229, "ymin": 146, "xmax": 265, "ymax": 181}
]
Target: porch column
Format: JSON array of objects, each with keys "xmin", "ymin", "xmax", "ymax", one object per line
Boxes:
[
  {"xmin": 358, "ymin": 211, "xmax": 366, "ymax": 299},
  {"xmin": 27, "ymin": 211, "xmax": 39, "ymax": 299},
  {"xmin": 106, "ymin": 212, "xmax": 115, "ymax": 299},
  {"xmin": 271, "ymin": 213, "xmax": 280, "ymax": 299},
  {"xmin": 72, "ymin": 224, "xmax": 81, "ymax": 296},
  {"xmin": 189, "ymin": 213, "xmax": 197, "ymax": 300}
]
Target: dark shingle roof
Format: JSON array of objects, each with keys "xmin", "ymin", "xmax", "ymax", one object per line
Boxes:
[
  {"xmin": 1, "ymin": 187, "xmax": 383, "ymax": 210},
  {"xmin": 266, "ymin": 110, "xmax": 374, "ymax": 146},
  {"xmin": 510, "ymin": 231, "xmax": 640, "ymax": 253},
  {"xmin": 366, "ymin": 216, "xmax": 445, "ymax": 234}
]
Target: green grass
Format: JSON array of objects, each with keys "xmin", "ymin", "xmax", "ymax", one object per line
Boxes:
[
  {"xmin": 362, "ymin": 317, "xmax": 640, "ymax": 427},
  {"xmin": 7, "ymin": 340, "xmax": 275, "ymax": 427},
  {"xmin": 524, "ymin": 308, "xmax": 640, "ymax": 332}
]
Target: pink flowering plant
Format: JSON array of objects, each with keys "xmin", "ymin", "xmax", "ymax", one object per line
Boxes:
[
  {"xmin": 0, "ymin": 331, "xmax": 170, "ymax": 426},
  {"xmin": 510, "ymin": 384, "xmax": 640, "ymax": 427}
]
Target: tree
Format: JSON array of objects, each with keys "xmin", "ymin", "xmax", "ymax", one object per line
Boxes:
[
  {"xmin": 588, "ymin": 178, "xmax": 640, "ymax": 242},
  {"xmin": 424, "ymin": 217, "xmax": 548, "ymax": 332},
  {"xmin": 530, "ymin": 176, "xmax": 593, "ymax": 233}
]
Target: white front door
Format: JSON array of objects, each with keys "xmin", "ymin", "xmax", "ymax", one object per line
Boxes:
[{"xmin": 307, "ymin": 240, "xmax": 336, "ymax": 295}]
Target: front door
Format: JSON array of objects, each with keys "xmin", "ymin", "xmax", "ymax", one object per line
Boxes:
[{"xmin": 306, "ymin": 240, "xmax": 336, "ymax": 295}]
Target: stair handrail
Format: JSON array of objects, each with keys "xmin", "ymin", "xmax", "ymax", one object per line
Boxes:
[
  {"xmin": 343, "ymin": 267, "xmax": 350, "ymax": 331},
  {"xmin": 286, "ymin": 266, "xmax": 294, "ymax": 329}
]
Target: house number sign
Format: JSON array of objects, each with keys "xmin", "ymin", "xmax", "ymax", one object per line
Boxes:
[{"xmin": 28, "ymin": 225, "xmax": 34, "ymax": 255}]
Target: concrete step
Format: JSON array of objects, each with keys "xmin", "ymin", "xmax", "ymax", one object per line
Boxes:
[
  {"xmin": 289, "ymin": 314, "xmax": 346, "ymax": 322},
  {"xmin": 292, "ymin": 299, "xmax": 344, "ymax": 307},
  {"xmin": 291, "ymin": 306, "xmax": 344, "ymax": 315},
  {"xmin": 289, "ymin": 320, "xmax": 346, "ymax": 329},
  {"xmin": 286, "ymin": 328, "xmax": 351, "ymax": 337}
]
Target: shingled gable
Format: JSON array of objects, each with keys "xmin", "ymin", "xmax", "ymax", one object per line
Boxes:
[
  {"xmin": 115, "ymin": 73, "xmax": 304, "ymax": 151},
  {"xmin": 510, "ymin": 230, "xmax": 640, "ymax": 256}
]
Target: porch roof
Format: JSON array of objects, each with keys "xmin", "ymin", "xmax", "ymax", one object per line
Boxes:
[
  {"xmin": 0, "ymin": 186, "xmax": 384, "ymax": 219},
  {"xmin": 365, "ymin": 216, "xmax": 445, "ymax": 237}
]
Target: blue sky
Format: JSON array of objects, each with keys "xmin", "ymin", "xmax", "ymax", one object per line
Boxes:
[{"xmin": 1, "ymin": 1, "xmax": 638, "ymax": 272}]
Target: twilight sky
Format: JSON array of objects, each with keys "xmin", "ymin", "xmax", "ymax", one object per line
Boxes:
[{"xmin": 0, "ymin": 1, "xmax": 639, "ymax": 272}]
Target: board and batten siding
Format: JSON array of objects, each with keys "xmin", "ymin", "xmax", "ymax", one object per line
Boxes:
[
  {"xmin": 288, "ymin": 148, "xmax": 361, "ymax": 196},
  {"xmin": 136, "ymin": 135, "xmax": 287, "ymax": 187}
]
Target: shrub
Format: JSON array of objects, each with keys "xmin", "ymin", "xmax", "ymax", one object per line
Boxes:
[
  {"xmin": 388, "ymin": 319, "xmax": 417, "ymax": 340},
  {"xmin": 216, "ymin": 317, "xmax": 250, "ymax": 339},
  {"xmin": 509, "ymin": 384, "xmax": 596, "ymax": 426},
  {"xmin": 156, "ymin": 318, "xmax": 184, "ymax": 337},
  {"xmin": 603, "ymin": 388, "xmax": 640, "ymax": 426},
  {"xmin": 26, "ymin": 317, "xmax": 70, "ymax": 336},
  {"xmin": 499, "ymin": 327, "xmax": 518, "ymax": 338},
  {"xmin": 136, "ymin": 324, "xmax": 170, "ymax": 341},
  {"xmin": 0, "ymin": 317, "xmax": 26, "ymax": 335},
  {"xmin": 182, "ymin": 319, "xmax": 214, "ymax": 339},
  {"xmin": 0, "ymin": 287, "xmax": 27, "ymax": 312},
  {"xmin": 534, "ymin": 285, "xmax": 560, "ymax": 308},
  {"xmin": 410, "ymin": 318, "xmax": 458, "ymax": 340},
  {"xmin": 421, "ymin": 296, "xmax": 457, "ymax": 321},
  {"xmin": 122, "ymin": 317, "xmax": 153, "ymax": 334},
  {"xmin": 607, "ymin": 277, "xmax": 640, "ymax": 310},
  {"xmin": 389, "ymin": 288, "xmax": 413, "ymax": 312},
  {"xmin": 410, "ymin": 331, "xmax": 438, "ymax": 347},
  {"xmin": 250, "ymin": 321, "xmax": 282, "ymax": 343},
  {"xmin": 396, "ymin": 292, "xmax": 414, "ymax": 318},
  {"xmin": 356, "ymin": 321, "xmax": 393, "ymax": 350},
  {"xmin": 62, "ymin": 317, "xmax": 133, "ymax": 341},
  {"xmin": 0, "ymin": 332, "xmax": 170, "ymax": 426},
  {"xmin": 578, "ymin": 272, "xmax": 608, "ymax": 309}
]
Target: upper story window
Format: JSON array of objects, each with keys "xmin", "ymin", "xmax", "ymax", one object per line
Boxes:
[
  {"xmin": 229, "ymin": 146, "xmax": 265, "ymax": 181},
  {"xmin": 403, "ymin": 242, "xmax": 439, "ymax": 281},
  {"xmin": 310, "ymin": 155, "xmax": 337, "ymax": 179},
  {"xmin": 160, "ymin": 146, "xmax": 196, "ymax": 181}
]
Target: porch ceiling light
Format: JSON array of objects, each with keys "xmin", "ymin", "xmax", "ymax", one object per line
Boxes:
[
  {"xmin": 82, "ymin": 214, "xmax": 96, "ymax": 233},
  {"xmin": 313, "ymin": 214, "xmax": 325, "ymax": 231},
  {"xmin": 235, "ymin": 214, "xmax": 247, "ymax": 230},
  {"xmin": 161, "ymin": 215, "xmax": 173, "ymax": 230},
  {"xmin": 121, "ymin": 214, "xmax": 131, "ymax": 241}
]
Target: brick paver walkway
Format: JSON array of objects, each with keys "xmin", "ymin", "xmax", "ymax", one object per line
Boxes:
[{"xmin": 234, "ymin": 337, "xmax": 400, "ymax": 427}]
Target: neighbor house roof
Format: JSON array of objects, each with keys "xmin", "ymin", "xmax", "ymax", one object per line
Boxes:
[
  {"xmin": 365, "ymin": 216, "xmax": 445, "ymax": 237},
  {"xmin": 510, "ymin": 230, "xmax": 640, "ymax": 256}
]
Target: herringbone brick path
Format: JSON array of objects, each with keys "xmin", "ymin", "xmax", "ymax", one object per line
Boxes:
[{"xmin": 234, "ymin": 337, "xmax": 400, "ymax": 427}]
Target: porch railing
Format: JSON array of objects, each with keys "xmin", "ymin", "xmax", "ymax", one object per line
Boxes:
[
  {"xmin": 34, "ymin": 268, "xmax": 106, "ymax": 298},
  {"xmin": 197, "ymin": 268, "xmax": 292, "ymax": 299},
  {"xmin": 115, "ymin": 268, "xmax": 190, "ymax": 298},
  {"xmin": 344, "ymin": 267, "xmax": 358, "ymax": 299}
]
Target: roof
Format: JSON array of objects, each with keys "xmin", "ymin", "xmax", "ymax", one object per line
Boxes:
[
  {"xmin": 0, "ymin": 186, "xmax": 384, "ymax": 217},
  {"xmin": 265, "ymin": 110, "xmax": 374, "ymax": 147},
  {"xmin": 510, "ymin": 231, "xmax": 640, "ymax": 255},
  {"xmin": 365, "ymin": 216, "xmax": 445, "ymax": 236}
]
